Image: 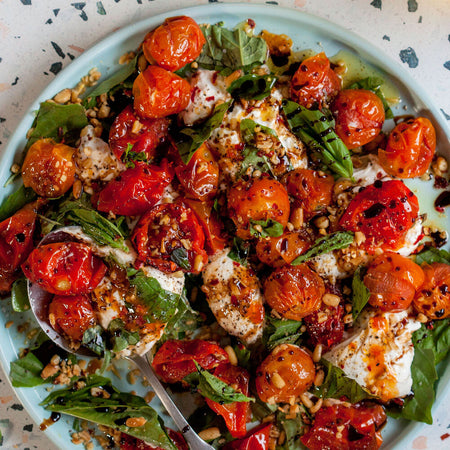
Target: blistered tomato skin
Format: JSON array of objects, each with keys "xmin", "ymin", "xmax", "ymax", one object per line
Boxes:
[
  {"xmin": 152, "ymin": 339, "xmax": 229, "ymax": 383},
  {"xmin": 206, "ymin": 364, "xmax": 250, "ymax": 438},
  {"xmin": 22, "ymin": 138, "xmax": 76, "ymax": 198},
  {"xmin": 131, "ymin": 202, "xmax": 208, "ymax": 273},
  {"xmin": 48, "ymin": 295, "xmax": 97, "ymax": 342},
  {"xmin": 364, "ymin": 253, "xmax": 425, "ymax": 312},
  {"xmin": 339, "ymin": 179, "xmax": 420, "ymax": 252},
  {"xmin": 96, "ymin": 160, "xmax": 173, "ymax": 216},
  {"xmin": 228, "ymin": 178, "xmax": 290, "ymax": 240},
  {"xmin": 0, "ymin": 204, "xmax": 36, "ymax": 293},
  {"xmin": 414, "ymin": 263, "xmax": 450, "ymax": 320},
  {"xmin": 283, "ymin": 169, "xmax": 334, "ymax": 217},
  {"xmin": 255, "ymin": 344, "xmax": 315, "ymax": 404},
  {"xmin": 378, "ymin": 117, "xmax": 436, "ymax": 178},
  {"xmin": 108, "ymin": 105, "xmax": 170, "ymax": 161},
  {"xmin": 133, "ymin": 65, "xmax": 191, "ymax": 119},
  {"xmin": 142, "ymin": 16, "xmax": 206, "ymax": 72},
  {"xmin": 290, "ymin": 52, "xmax": 341, "ymax": 109},
  {"xmin": 332, "ymin": 89, "xmax": 385, "ymax": 149},
  {"xmin": 222, "ymin": 423, "xmax": 272, "ymax": 450},
  {"xmin": 22, "ymin": 242, "xmax": 107, "ymax": 295},
  {"xmin": 264, "ymin": 264, "xmax": 325, "ymax": 320}
]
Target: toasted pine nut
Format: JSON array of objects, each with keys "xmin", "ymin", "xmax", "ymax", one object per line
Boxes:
[
  {"xmin": 125, "ymin": 417, "xmax": 147, "ymax": 427},
  {"xmin": 312, "ymin": 344, "xmax": 323, "ymax": 363},
  {"xmin": 198, "ymin": 427, "xmax": 221, "ymax": 441},
  {"xmin": 322, "ymin": 293, "xmax": 340, "ymax": 307},
  {"xmin": 300, "ymin": 393, "xmax": 314, "ymax": 409},
  {"xmin": 224, "ymin": 345, "xmax": 238, "ymax": 366},
  {"xmin": 271, "ymin": 372, "xmax": 286, "ymax": 389},
  {"xmin": 310, "ymin": 398, "xmax": 323, "ymax": 414},
  {"xmin": 314, "ymin": 369, "xmax": 325, "ymax": 387},
  {"xmin": 314, "ymin": 216, "xmax": 329, "ymax": 229}
]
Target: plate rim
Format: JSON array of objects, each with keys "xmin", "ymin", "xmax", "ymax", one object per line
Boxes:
[{"xmin": 0, "ymin": 3, "xmax": 449, "ymax": 449}]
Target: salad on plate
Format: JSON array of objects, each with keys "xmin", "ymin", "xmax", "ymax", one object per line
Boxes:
[{"xmin": 1, "ymin": 13, "xmax": 449, "ymax": 450}]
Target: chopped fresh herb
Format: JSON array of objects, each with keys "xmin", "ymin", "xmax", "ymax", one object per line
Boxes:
[
  {"xmin": 262, "ymin": 316, "xmax": 303, "ymax": 351},
  {"xmin": 282, "ymin": 100, "xmax": 354, "ymax": 179},
  {"xmin": 349, "ymin": 77, "xmax": 394, "ymax": 119},
  {"xmin": 249, "ymin": 218, "xmax": 283, "ymax": 238},
  {"xmin": 10, "ymin": 352, "xmax": 46, "ymax": 388},
  {"xmin": 0, "ymin": 185, "xmax": 37, "ymax": 222},
  {"xmin": 352, "ymin": 267, "xmax": 370, "ymax": 320},
  {"xmin": 415, "ymin": 246, "xmax": 450, "ymax": 265},
  {"xmin": 228, "ymin": 74, "xmax": 277, "ymax": 101},
  {"xmin": 82, "ymin": 326, "xmax": 107, "ymax": 356},
  {"xmin": 170, "ymin": 247, "xmax": 191, "ymax": 271},
  {"xmin": 11, "ymin": 277, "xmax": 30, "ymax": 312},
  {"xmin": 175, "ymin": 101, "xmax": 231, "ymax": 164},
  {"xmin": 291, "ymin": 231, "xmax": 354, "ymax": 265},
  {"xmin": 240, "ymin": 118, "xmax": 277, "ymax": 145},
  {"xmin": 197, "ymin": 24, "xmax": 267, "ymax": 73},
  {"xmin": 25, "ymin": 102, "xmax": 88, "ymax": 150},
  {"xmin": 233, "ymin": 344, "xmax": 252, "ymax": 371},
  {"xmin": 227, "ymin": 237, "xmax": 250, "ymax": 267},
  {"xmin": 108, "ymin": 319, "xmax": 140, "ymax": 353},
  {"xmin": 276, "ymin": 410, "xmax": 307, "ymax": 450},
  {"xmin": 122, "ymin": 142, "xmax": 148, "ymax": 168},
  {"xmin": 184, "ymin": 361, "xmax": 254, "ymax": 404},
  {"xmin": 40, "ymin": 375, "xmax": 176, "ymax": 450},
  {"xmin": 239, "ymin": 146, "xmax": 274, "ymax": 178}
]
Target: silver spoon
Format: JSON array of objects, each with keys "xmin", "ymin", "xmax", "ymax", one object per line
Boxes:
[{"xmin": 28, "ymin": 228, "xmax": 214, "ymax": 450}]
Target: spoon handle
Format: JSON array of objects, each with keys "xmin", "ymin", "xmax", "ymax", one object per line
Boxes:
[{"xmin": 131, "ymin": 354, "xmax": 215, "ymax": 450}]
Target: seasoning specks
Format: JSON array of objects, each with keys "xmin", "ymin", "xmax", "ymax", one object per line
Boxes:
[{"xmin": 370, "ymin": 0, "xmax": 382, "ymax": 10}]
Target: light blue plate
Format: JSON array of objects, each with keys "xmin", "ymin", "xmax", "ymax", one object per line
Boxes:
[{"xmin": 0, "ymin": 4, "xmax": 449, "ymax": 449}]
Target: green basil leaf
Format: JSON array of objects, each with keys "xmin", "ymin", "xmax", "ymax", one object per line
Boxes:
[
  {"xmin": 0, "ymin": 185, "xmax": 37, "ymax": 222},
  {"xmin": 175, "ymin": 101, "xmax": 231, "ymax": 164},
  {"xmin": 415, "ymin": 246, "xmax": 450, "ymax": 265},
  {"xmin": 291, "ymin": 231, "xmax": 354, "ymax": 265},
  {"xmin": 251, "ymin": 397, "xmax": 278, "ymax": 421},
  {"xmin": 276, "ymin": 410, "xmax": 307, "ymax": 450},
  {"xmin": 249, "ymin": 218, "xmax": 283, "ymax": 238},
  {"xmin": 83, "ymin": 56, "xmax": 138, "ymax": 108},
  {"xmin": 313, "ymin": 359, "xmax": 375, "ymax": 403},
  {"xmin": 108, "ymin": 319, "xmax": 140, "ymax": 353},
  {"xmin": 10, "ymin": 352, "xmax": 45, "ymax": 388},
  {"xmin": 262, "ymin": 316, "xmax": 303, "ymax": 351},
  {"xmin": 228, "ymin": 74, "xmax": 276, "ymax": 101},
  {"xmin": 170, "ymin": 247, "xmax": 191, "ymax": 271},
  {"xmin": 239, "ymin": 146, "xmax": 274, "ymax": 178},
  {"xmin": 82, "ymin": 325, "xmax": 107, "ymax": 356},
  {"xmin": 348, "ymin": 77, "xmax": 394, "ymax": 119},
  {"xmin": 26, "ymin": 102, "xmax": 88, "ymax": 150},
  {"xmin": 197, "ymin": 24, "xmax": 267, "ymax": 72},
  {"xmin": 233, "ymin": 344, "xmax": 252, "ymax": 371},
  {"xmin": 11, "ymin": 277, "xmax": 30, "ymax": 312},
  {"xmin": 227, "ymin": 237, "xmax": 250, "ymax": 267},
  {"xmin": 57, "ymin": 195, "xmax": 128, "ymax": 251},
  {"xmin": 387, "ymin": 347, "xmax": 437, "ymax": 424},
  {"xmin": 122, "ymin": 143, "xmax": 148, "ymax": 168},
  {"xmin": 282, "ymin": 100, "xmax": 353, "ymax": 179},
  {"xmin": 129, "ymin": 271, "xmax": 180, "ymax": 323},
  {"xmin": 184, "ymin": 362, "xmax": 254, "ymax": 404},
  {"xmin": 413, "ymin": 319, "xmax": 450, "ymax": 365},
  {"xmin": 240, "ymin": 118, "xmax": 278, "ymax": 146},
  {"xmin": 352, "ymin": 267, "xmax": 370, "ymax": 320},
  {"xmin": 40, "ymin": 375, "xmax": 176, "ymax": 450}
]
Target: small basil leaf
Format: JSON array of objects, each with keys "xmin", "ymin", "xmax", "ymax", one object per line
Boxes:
[
  {"xmin": 262, "ymin": 316, "xmax": 303, "ymax": 351},
  {"xmin": 228, "ymin": 74, "xmax": 276, "ymax": 101},
  {"xmin": 82, "ymin": 325, "xmax": 107, "ymax": 356},
  {"xmin": 415, "ymin": 246, "xmax": 450, "ymax": 265},
  {"xmin": 10, "ymin": 352, "xmax": 45, "ymax": 388},
  {"xmin": 352, "ymin": 267, "xmax": 370, "ymax": 320},
  {"xmin": 11, "ymin": 277, "xmax": 30, "ymax": 312},
  {"xmin": 170, "ymin": 247, "xmax": 191, "ymax": 271},
  {"xmin": 291, "ymin": 231, "xmax": 354, "ymax": 265},
  {"xmin": 227, "ymin": 237, "xmax": 250, "ymax": 267},
  {"xmin": 249, "ymin": 218, "xmax": 283, "ymax": 238},
  {"xmin": 239, "ymin": 146, "xmax": 274, "ymax": 178},
  {"xmin": 108, "ymin": 319, "xmax": 140, "ymax": 353},
  {"xmin": 240, "ymin": 118, "xmax": 278, "ymax": 145},
  {"xmin": 0, "ymin": 185, "xmax": 37, "ymax": 222},
  {"xmin": 122, "ymin": 143, "xmax": 148, "ymax": 168}
]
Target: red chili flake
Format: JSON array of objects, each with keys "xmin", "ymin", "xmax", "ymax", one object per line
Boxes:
[
  {"xmin": 441, "ymin": 433, "xmax": 450, "ymax": 441},
  {"xmin": 205, "ymin": 96, "xmax": 215, "ymax": 102}
]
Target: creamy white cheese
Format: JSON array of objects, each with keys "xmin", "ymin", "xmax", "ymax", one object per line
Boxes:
[
  {"xmin": 202, "ymin": 248, "xmax": 264, "ymax": 344},
  {"xmin": 311, "ymin": 252, "xmax": 347, "ymax": 282},
  {"xmin": 352, "ymin": 154, "xmax": 390, "ymax": 187},
  {"xmin": 324, "ymin": 309, "xmax": 421, "ymax": 402}
]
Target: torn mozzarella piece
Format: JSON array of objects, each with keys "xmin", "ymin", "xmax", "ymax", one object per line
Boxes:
[
  {"xmin": 352, "ymin": 154, "xmax": 390, "ymax": 188},
  {"xmin": 202, "ymin": 249, "xmax": 264, "ymax": 344},
  {"xmin": 324, "ymin": 309, "xmax": 421, "ymax": 402},
  {"xmin": 311, "ymin": 252, "xmax": 348, "ymax": 282}
]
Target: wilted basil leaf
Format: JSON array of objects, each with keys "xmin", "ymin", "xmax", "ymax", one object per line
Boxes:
[
  {"xmin": 228, "ymin": 74, "xmax": 276, "ymax": 101},
  {"xmin": 249, "ymin": 218, "xmax": 283, "ymax": 238}
]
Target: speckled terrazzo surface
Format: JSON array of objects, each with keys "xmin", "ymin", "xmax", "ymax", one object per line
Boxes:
[{"xmin": 0, "ymin": 0, "xmax": 449, "ymax": 449}]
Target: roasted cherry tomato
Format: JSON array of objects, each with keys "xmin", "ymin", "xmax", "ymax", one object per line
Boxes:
[
  {"xmin": 303, "ymin": 302, "xmax": 344, "ymax": 351},
  {"xmin": 96, "ymin": 160, "xmax": 173, "ymax": 216},
  {"xmin": 120, "ymin": 429, "xmax": 188, "ymax": 450},
  {"xmin": 183, "ymin": 198, "xmax": 226, "ymax": 255},
  {"xmin": 378, "ymin": 117, "xmax": 436, "ymax": 178},
  {"xmin": 22, "ymin": 242, "xmax": 107, "ymax": 295},
  {"xmin": 142, "ymin": 16, "xmax": 206, "ymax": 72},
  {"xmin": 131, "ymin": 202, "xmax": 208, "ymax": 273},
  {"xmin": 414, "ymin": 262, "xmax": 450, "ymax": 320},
  {"xmin": 175, "ymin": 143, "xmax": 219, "ymax": 201},
  {"xmin": 364, "ymin": 253, "xmax": 425, "ymax": 312},
  {"xmin": 300, "ymin": 403, "xmax": 386, "ymax": 450},
  {"xmin": 206, "ymin": 364, "xmax": 251, "ymax": 438},
  {"xmin": 290, "ymin": 52, "xmax": 341, "ymax": 109},
  {"xmin": 152, "ymin": 339, "xmax": 229, "ymax": 383},
  {"xmin": 0, "ymin": 204, "xmax": 36, "ymax": 293},
  {"xmin": 339, "ymin": 180, "xmax": 420, "ymax": 252},
  {"xmin": 133, "ymin": 65, "xmax": 191, "ymax": 119},
  {"xmin": 48, "ymin": 294, "xmax": 97, "ymax": 342},
  {"xmin": 22, "ymin": 138, "xmax": 76, "ymax": 198},
  {"xmin": 283, "ymin": 169, "xmax": 334, "ymax": 217},
  {"xmin": 331, "ymin": 89, "xmax": 385, "ymax": 149},
  {"xmin": 222, "ymin": 423, "xmax": 272, "ymax": 450},
  {"xmin": 255, "ymin": 231, "xmax": 311, "ymax": 267},
  {"xmin": 255, "ymin": 344, "xmax": 315, "ymax": 404},
  {"xmin": 228, "ymin": 177, "xmax": 290, "ymax": 240},
  {"xmin": 109, "ymin": 105, "xmax": 170, "ymax": 161},
  {"xmin": 264, "ymin": 264, "xmax": 325, "ymax": 320}
]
